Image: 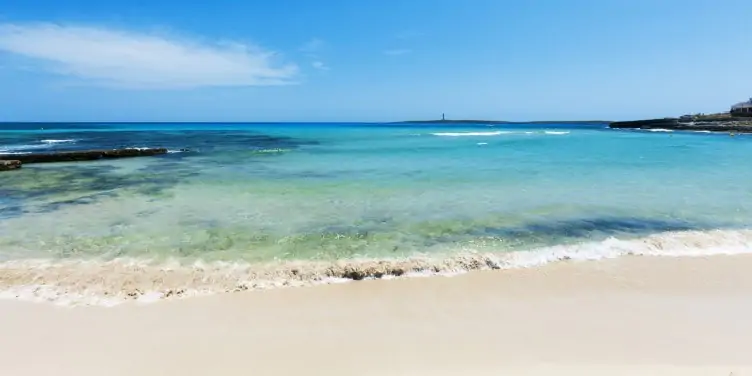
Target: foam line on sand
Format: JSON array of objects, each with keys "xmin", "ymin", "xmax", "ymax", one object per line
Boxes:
[{"xmin": 2, "ymin": 228, "xmax": 752, "ymax": 306}]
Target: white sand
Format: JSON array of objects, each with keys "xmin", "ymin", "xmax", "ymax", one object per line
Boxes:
[{"xmin": 1, "ymin": 255, "xmax": 751, "ymax": 375}]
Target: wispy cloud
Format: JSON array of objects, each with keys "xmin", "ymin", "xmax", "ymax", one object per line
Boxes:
[
  {"xmin": 383, "ymin": 48, "xmax": 412, "ymax": 56},
  {"xmin": 299, "ymin": 38, "xmax": 325, "ymax": 53},
  {"xmin": 299, "ymin": 38, "xmax": 330, "ymax": 71},
  {"xmin": 0, "ymin": 23, "xmax": 298, "ymax": 89},
  {"xmin": 311, "ymin": 61, "xmax": 329, "ymax": 70}
]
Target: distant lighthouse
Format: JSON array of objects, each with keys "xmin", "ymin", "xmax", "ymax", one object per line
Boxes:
[{"xmin": 442, "ymin": 113, "xmax": 445, "ymax": 121}]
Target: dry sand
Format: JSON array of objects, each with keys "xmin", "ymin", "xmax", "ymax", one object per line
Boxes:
[{"xmin": 1, "ymin": 255, "xmax": 751, "ymax": 375}]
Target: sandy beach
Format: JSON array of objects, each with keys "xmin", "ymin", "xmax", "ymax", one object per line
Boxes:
[
  {"xmin": 1, "ymin": 255, "xmax": 751, "ymax": 375},
  {"xmin": 3, "ymin": 1, "xmax": 751, "ymax": 374}
]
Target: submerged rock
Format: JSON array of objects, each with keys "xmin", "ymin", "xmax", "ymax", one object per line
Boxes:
[
  {"xmin": 0, "ymin": 160, "xmax": 22, "ymax": 171},
  {"xmin": 9, "ymin": 148, "xmax": 168, "ymax": 164}
]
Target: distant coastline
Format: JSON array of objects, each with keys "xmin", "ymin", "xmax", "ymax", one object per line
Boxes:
[
  {"xmin": 610, "ymin": 98, "xmax": 752, "ymax": 133},
  {"xmin": 0, "ymin": 120, "xmax": 611, "ymax": 125},
  {"xmin": 397, "ymin": 119, "xmax": 610, "ymax": 125},
  {"xmin": 610, "ymin": 113, "xmax": 752, "ymax": 133}
]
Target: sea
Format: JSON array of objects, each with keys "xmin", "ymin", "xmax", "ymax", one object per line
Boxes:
[{"xmin": 1, "ymin": 122, "xmax": 751, "ymax": 305}]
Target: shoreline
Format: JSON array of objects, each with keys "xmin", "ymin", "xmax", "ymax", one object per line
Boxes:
[
  {"xmin": 2, "ymin": 254, "xmax": 751, "ymax": 375},
  {"xmin": 2, "ymin": 228, "xmax": 752, "ymax": 306}
]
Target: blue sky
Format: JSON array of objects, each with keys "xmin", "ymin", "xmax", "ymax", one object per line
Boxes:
[{"xmin": 0, "ymin": 0, "xmax": 750, "ymax": 122}]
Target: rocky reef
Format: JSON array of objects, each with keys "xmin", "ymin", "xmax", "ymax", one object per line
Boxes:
[
  {"xmin": 8, "ymin": 148, "xmax": 168, "ymax": 164},
  {"xmin": 0, "ymin": 160, "xmax": 21, "ymax": 171},
  {"xmin": 0, "ymin": 148, "xmax": 170, "ymax": 172},
  {"xmin": 609, "ymin": 118, "xmax": 679, "ymax": 129},
  {"xmin": 610, "ymin": 114, "xmax": 752, "ymax": 133}
]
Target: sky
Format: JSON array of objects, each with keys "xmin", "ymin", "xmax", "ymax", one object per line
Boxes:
[{"xmin": 0, "ymin": 0, "xmax": 750, "ymax": 122}]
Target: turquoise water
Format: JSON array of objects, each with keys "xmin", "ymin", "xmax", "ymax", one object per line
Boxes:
[{"xmin": 1, "ymin": 122, "xmax": 752, "ymax": 264}]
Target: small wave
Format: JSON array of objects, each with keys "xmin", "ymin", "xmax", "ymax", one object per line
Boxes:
[
  {"xmin": 648, "ymin": 129, "xmax": 673, "ymax": 133},
  {"xmin": 692, "ymin": 130, "xmax": 712, "ymax": 134},
  {"xmin": 1, "ymin": 229, "xmax": 751, "ymax": 306},
  {"xmin": 477, "ymin": 142, "xmax": 488, "ymax": 146},
  {"xmin": 0, "ymin": 140, "xmax": 77, "ymax": 154},
  {"xmin": 166, "ymin": 148, "xmax": 194, "ymax": 154},
  {"xmin": 432, "ymin": 131, "xmax": 511, "ymax": 137},
  {"xmin": 117, "ymin": 147, "xmax": 188, "ymax": 154},
  {"xmin": 0, "ymin": 144, "xmax": 49, "ymax": 153},
  {"xmin": 253, "ymin": 148, "xmax": 290, "ymax": 154},
  {"xmin": 41, "ymin": 139, "xmax": 77, "ymax": 144},
  {"xmin": 544, "ymin": 131, "xmax": 570, "ymax": 135}
]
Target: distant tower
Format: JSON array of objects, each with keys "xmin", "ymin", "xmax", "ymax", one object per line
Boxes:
[{"xmin": 442, "ymin": 113, "xmax": 445, "ymax": 121}]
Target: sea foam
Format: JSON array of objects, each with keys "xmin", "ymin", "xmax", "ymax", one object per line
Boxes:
[
  {"xmin": 1, "ymin": 228, "xmax": 750, "ymax": 307},
  {"xmin": 0, "ymin": 139, "xmax": 77, "ymax": 154},
  {"xmin": 41, "ymin": 139, "xmax": 77, "ymax": 144},
  {"xmin": 431, "ymin": 131, "xmax": 510, "ymax": 137},
  {"xmin": 0, "ymin": 144, "xmax": 50, "ymax": 153}
]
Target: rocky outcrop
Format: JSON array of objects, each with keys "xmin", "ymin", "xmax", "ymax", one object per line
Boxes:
[
  {"xmin": 609, "ymin": 118, "xmax": 680, "ymax": 130},
  {"xmin": 0, "ymin": 160, "xmax": 21, "ymax": 171},
  {"xmin": 610, "ymin": 118, "xmax": 752, "ymax": 133},
  {"xmin": 9, "ymin": 148, "xmax": 168, "ymax": 164}
]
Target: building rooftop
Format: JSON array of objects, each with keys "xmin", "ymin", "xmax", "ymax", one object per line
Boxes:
[{"xmin": 732, "ymin": 98, "xmax": 752, "ymax": 110}]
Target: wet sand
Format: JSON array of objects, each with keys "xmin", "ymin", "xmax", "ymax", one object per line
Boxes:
[{"xmin": 1, "ymin": 255, "xmax": 752, "ymax": 375}]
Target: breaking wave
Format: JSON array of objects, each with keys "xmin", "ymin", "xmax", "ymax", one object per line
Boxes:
[
  {"xmin": 431, "ymin": 131, "xmax": 511, "ymax": 137},
  {"xmin": 125, "ymin": 146, "xmax": 155, "ymax": 151},
  {"xmin": 0, "ymin": 139, "xmax": 78, "ymax": 154},
  {"xmin": 430, "ymin": 130, "xmax": 571, "ymax": 137},
  {"xmin": 0, "ymin": 144, "xmax": 49, "ymax": 154},
  {"xmin": 40, "ymin": 139, "xmax": 77, "ymax": 144},
  {"xmin": 1, "ymin": 229, "xmax": 751, "ymax": 307}
]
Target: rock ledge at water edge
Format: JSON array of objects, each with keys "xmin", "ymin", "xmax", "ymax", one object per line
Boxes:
[
  {"xmin": 0, "ymin": 160, "xmax": 22, "ymax": 171},
  {"xmin": 7, "ymin": 148, "xmax": 169, "ymax": 164}
]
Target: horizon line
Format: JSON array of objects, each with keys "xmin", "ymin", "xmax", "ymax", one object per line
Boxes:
[{"xmin": 0, "ymin": 119, "xmax": 613, "ymax": 124}]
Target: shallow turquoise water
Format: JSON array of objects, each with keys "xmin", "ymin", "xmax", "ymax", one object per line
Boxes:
[{"xmin": 1, "ymin": 122, "xmax": 751, "ymax": 262}]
